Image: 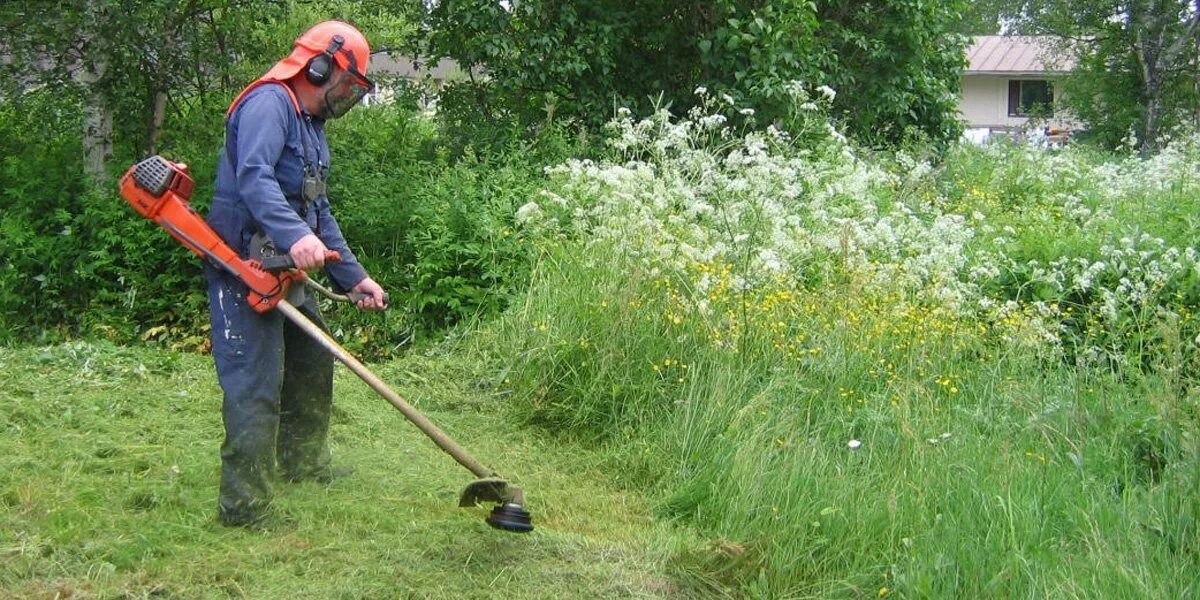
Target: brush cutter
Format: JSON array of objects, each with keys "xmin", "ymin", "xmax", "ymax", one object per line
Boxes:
[{"xmin": 117, "ymin": 155, "xmax": 532, "ymax": 533}]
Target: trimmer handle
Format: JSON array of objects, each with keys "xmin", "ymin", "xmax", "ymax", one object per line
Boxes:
[
  {"xmin": 346, "ymin": 291, "xmax": 390, "ymax": 306},
  {"xmin": 259, "ymin": 251, "xmax": 342, "ymax": 273}
]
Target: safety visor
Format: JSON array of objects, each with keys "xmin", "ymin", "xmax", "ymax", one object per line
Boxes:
[
  {"xmin": 324, "ymin": 71, "xmax": 373, "ymax": 119},
  {"xmin": 323, "ymin": 48, "xmax": 375, "ymax": 118}
]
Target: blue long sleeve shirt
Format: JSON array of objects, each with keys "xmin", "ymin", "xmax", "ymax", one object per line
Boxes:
[{"xmin": 208, "ymin": 83, "xmax": 368, "ymax": 291}]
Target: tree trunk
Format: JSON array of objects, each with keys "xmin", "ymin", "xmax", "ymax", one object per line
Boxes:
[
  {"xmin": 79, "ymin": 56, "xmax": 113, "ymax": 181},
  {"xmin": 1133, "ymin": 7, "xmax": 1165, "ymax": 154},
  {"xmin": 1141, "ymin": 86, "xmax": 1162, "ymax": 154},
  {"xmin": 79, "ymin": 0, "xmax": 113, "ymax": 182},
  {"xmin": 145, "ymin": 89, "xmax": 168, "ymax": 155}
]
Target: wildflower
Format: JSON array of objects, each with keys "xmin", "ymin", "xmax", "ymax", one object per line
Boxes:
[
  {"xmin": 694, "ymin": 86, "xmax": 707, "ymax": 95},
  {"xmin": 739, "ymin": 108, "xmax": 755, "ymax": 116},
  {"xmin": 515, "ymin": 202, "xmax": 542, "ymax": 225},
  {"xmin": 848, "ymin": 439, "xmax": 863, "ymax": 450},
  {"xmin": 817, "ymin": 85, "xmax": 836, "ymax": 101}
]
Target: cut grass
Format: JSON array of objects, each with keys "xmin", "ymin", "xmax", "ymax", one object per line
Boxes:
[{"xmin": 0, "ymin": 341, "xmax": 704, "ymax": 599}]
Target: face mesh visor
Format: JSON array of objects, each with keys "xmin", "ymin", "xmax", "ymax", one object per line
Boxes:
[{"xmin": 324, "ymin": 73, "xmax": 372, "ymax": 118}]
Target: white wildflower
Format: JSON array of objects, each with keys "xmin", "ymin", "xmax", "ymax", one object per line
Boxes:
[{"xmin": 515, "ymin": 202, "xmax": 543, "ymax": 225}]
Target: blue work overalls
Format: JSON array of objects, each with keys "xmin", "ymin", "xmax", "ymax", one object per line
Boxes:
[{"xmin": 206, "ymin": 82, "xmax": 367, "ymax": 525}]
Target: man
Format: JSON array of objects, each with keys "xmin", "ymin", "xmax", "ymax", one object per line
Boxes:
[{"xmin": 206, "ymin": 20, "xmax": 386, "ymax": 528}]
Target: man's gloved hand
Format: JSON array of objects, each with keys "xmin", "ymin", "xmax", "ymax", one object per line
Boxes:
[
  {"xmin": 351, "ymin": 277, "xmax": 387, "ymax": 311},
  {"xmin": 289, "ymin": 233, "xmax": 329, "ymax": 270}
]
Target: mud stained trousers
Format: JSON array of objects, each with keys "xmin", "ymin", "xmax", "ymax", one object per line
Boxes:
[{"xmin": 207, "ymin": 274, "xmax": 334, "ymax": 525}]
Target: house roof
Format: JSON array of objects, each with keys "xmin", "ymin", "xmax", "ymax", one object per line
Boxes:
[
  {"xmin": 370, "ymin": 55, "xmax": 472, "ymax": 80},
  {"xmin": 966, "ymin": 36, "xmax": 1074, "ymax": 75}
]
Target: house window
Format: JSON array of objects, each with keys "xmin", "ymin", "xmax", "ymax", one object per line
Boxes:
[{"xmin": 1008, "ymin": 80, "xmax": 1053, "ymax": 117}]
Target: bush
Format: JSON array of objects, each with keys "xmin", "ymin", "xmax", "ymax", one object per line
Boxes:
[
  {"xmin": 321, "ymin": 108, "xmax": 585, "ymax": 355},
  {"xmin": 0, "ymin": 90, "xmax": 579, "ymax": 354}
]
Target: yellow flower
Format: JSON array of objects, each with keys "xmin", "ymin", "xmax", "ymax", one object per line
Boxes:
[{"xmin": 879, "ymin": 587, "xmax": 890, "ymax": 598}]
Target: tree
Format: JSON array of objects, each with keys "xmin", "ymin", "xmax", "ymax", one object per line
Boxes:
[
  {"xmin": 1005, "ymin": 0, "xmax": 1200, "ymax": 152},
  {"xmin": 0, "ymin": 0, "xmax": 420, "ymax": 182},
  {"xmin": 425, "ymin": 0, "xmax": 970, "ymax": 146}
]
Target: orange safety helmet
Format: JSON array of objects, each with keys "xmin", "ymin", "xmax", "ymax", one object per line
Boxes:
[
  {"xmin": 262, "ymin": 20, "xmax": 372, "ymax": 85},
  {"xmin": 228, "ymin": 20, "xmax": 373, "ymax": 118}
]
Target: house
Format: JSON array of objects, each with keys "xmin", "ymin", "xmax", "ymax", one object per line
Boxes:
[
  {"xmin": 960, "ymin": 36, "xmax": 1076, "ymax": 143},
  {"xmin": 366, "ymin": 55, "xmax": 473, "ymax": 112}
]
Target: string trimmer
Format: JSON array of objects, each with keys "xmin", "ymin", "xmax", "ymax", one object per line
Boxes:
[{"xmin": 118, "ymin": 155, "xmax": 532, "ymax": 533}]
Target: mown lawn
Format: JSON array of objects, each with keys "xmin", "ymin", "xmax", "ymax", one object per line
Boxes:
[{"xmin": 0, "ymin": 341, "xmax": 702, "ymax": 599}]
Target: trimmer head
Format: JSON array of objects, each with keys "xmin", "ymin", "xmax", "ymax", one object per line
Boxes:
[
  {"xmin": 487, "ymin": 503, "xmax": 533, "ymax": 533},
  {"xmin": 459, "ymin": 478, "xmax": 534, "ymax": 533}
]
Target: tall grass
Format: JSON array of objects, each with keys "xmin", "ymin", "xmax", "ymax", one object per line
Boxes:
[
  {"xmin": 479, "ymin": 91, "xmax": 1200, "ymax": 596},
  {"xmin": 494, "ymin": 244, "xmax": 1198, "ymax": 596}
]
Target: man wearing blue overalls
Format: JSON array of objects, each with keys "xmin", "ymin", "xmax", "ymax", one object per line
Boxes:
[{"xmin": 206, "ymin": 20, "xmax": 387, "ymax": 527}]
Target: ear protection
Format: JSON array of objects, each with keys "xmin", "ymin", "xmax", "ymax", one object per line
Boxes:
[{"xmin": 305, "ymin": 35, "xmax": 346, "ymax": 86}]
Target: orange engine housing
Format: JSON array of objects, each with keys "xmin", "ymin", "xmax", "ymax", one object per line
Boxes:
[{"xmin": 118, "ymin": 156, "xmax": 296, "ymax": 313}]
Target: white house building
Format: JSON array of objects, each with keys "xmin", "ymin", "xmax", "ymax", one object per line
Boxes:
[{"xmin": 960, "ymin": 36, "xmax": 1076, "ymax": 142}]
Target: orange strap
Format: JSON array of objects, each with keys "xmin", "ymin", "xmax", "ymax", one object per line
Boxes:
[{"xmin": 225, "ymin": 79, "xmax": 302, "ymax": 120}]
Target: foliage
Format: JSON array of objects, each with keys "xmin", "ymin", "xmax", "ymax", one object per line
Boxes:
[
  {"xmin": 480, "ymin": 101, "xmax": 1200, "ymax": 594},
  {"xmin": 956, "ymin": 0, "xmax": 1018, "ymax": 34},
  {"xmin": 1, "ymin": 0, "xmax": 280, "ymax": 172},
  {"xmin": 0, "ymin": 0, "xmax": 420, "ymax": 180},
  {"xmin": 703, "ymin": 0, "xmax": 970, "ymax": 145},
  {"xmin": 0, "ymin": 94, "xmax": 567, "ymax": 353},
  {"xmin": 320, "ymin": 108, "xmax": 584, "ymax": 355},
  {"xmin": 0, "ymin": 91, "xmax": 209, "ymax": 345},
  {"xmin": 1003, "ymin": 0, "xmax": 1200, "ymax": 152},
  {"xmin": 425, "ymin": 0, "xmax": 969, "ymax": 146},
  {"xmin": 0, "ymin": 3, "xmax": 523, "ymax": 351}
]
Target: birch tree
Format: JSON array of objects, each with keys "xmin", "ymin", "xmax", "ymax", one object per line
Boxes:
[{"xmin": 1006, "ymin": 0, "xmax": 1200, "ymax": 151}]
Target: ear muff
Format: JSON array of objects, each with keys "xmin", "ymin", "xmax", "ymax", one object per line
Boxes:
[{"xmin": 305, "ymin": 35, "xmax": 346, "ymax": 86}]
